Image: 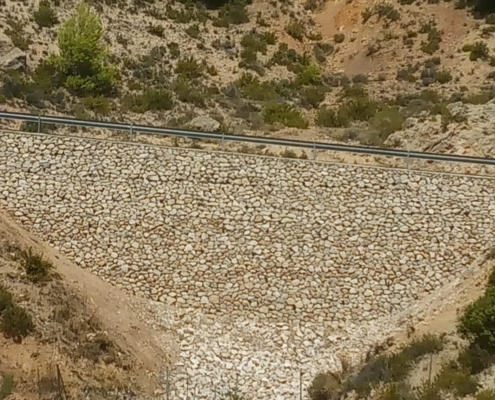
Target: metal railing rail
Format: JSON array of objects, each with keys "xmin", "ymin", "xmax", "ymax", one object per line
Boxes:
[{"xmin": 1, "ymin": 110, "xmax": 495, "ymax": 166}]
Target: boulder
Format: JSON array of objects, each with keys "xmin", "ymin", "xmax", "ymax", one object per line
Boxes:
[
  {"xmin": 0, "ymin": 33, "xmax": 27, "ymax": 71},
  {"xmin": 189, "ymin": 116, "xmax": 221, "ymax": 132}
]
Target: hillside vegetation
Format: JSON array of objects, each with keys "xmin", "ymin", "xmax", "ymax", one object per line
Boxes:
[
  {"xmin": 309, "ymin": 260, "xmax": 495, "ymax": 400},
  {"xmin": 1, "ymin": 0, "xmax": 495, "ymax": 154}
]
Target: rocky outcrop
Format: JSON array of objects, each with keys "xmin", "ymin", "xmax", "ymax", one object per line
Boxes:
[{"xmin": 0, "ymin": 33, "xmax": 27, "ymax": 71}]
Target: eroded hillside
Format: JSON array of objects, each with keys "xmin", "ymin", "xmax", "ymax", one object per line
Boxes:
[
  {"xmin": 1, "ymin": 0, "xmax": 495, "ymax": 156},
  {"xmin": 0, "ymin": 212, "xmax": 170, "ymax": 399}
]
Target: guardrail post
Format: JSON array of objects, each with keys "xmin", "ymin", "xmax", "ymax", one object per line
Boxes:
[
  {"xmin": 406, "ymin": 150, "xmax": 410, "ymax": 170},
  {"xmin": 313, "ymin": 143, "xmax": 317, "ymax": 160},
  {"xmin": 221, "ymin": 132, "xmax": 225, "ymax": 151},
  {"xmin": 129, "ymin": 123, "xmax": 133, "ymax": 142},
  {"xmin": 37, "ymin": 115, "xmax": 41, "ymax": 133}
]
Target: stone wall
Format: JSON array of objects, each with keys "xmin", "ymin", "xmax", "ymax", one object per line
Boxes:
[{"xmin": 1, "ymin": 133, "xmax": 494, "ymax": 327}]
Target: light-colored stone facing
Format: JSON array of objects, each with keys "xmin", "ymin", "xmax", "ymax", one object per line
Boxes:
[
  {"xmin": 1, "ymin": 133, "xmax": 495, "ymax": 399},
  {"xmin": 0, "ymin": 133, "xmax": 494, "ymax": 327}
]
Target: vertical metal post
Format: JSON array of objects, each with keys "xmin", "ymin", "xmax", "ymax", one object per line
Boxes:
[
  {"xmin": 300, "ymin": 370, "xmax": 303, "ymax": 400},
  {"xmin": 130, "ymin": 123, "xmax": 133, "ymax": 141},
  {"xmin": 313, "ymin": 143, "xmax": 317, "ymax": 160},
  {"xmin": 37, "ymin": 115, "xmax": 41, "ymax": 133},
  {"xmin": 428, "ymin": 354, "xmax": 433, "ymax": 386},
  {"xmin": 166, "ymin": 366, "xmax": 170, "ymax": 400},
  {"xmin": 222, "ymin": 132, "xmax": 225, "ymax": 151}
]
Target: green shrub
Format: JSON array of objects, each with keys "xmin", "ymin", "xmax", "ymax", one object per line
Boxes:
[
  {"xmin": 147, "ymin": 24, "xmax": 165, "ymax": 37},
  {"xmin": 369, "ymin": 106, "xmax": 405, "ymax": 144},
  {"xmin": 34, "ymin": 0, "xmax": 58, "ymax": 28},
  {"xmin": 215, "ymin": 0, "xmax": 249, "ymax": 26},
  {"xmin": 269, "ymin": 43, "xmax": 311, "ymax": 73},
  {"xmin": 486, "ymin": 14, "xmax": 495, "ymax": 24},
  {"xmin": 432, "ymin": 364, "xmax": 479, "ymax": 397},
  {"xmin": 286, "ymin": 20, "xmax": 306, "ymax": 41},
  {"xmin": 298, "ymin": 63, "xmax": 323, "ymax": 85},
  {"xmin": 176, "ymin": 56, "xmax": 204, "ymax": 79},
  {"xmin": 168, "ymin": 42, "xmax": 181, "ymax": 59},
  {"xmin": 0, "ymin": 374, "xmax": 15, "ymax": 400},
  {"xmin": 308, "ymin": 372, "xmax": 341, "ymax": 400},
  {"xmin": 0, "ymin": 286, "xmax": 13, "ymax": 314},
  {"xmin": 459, "ymin": 287, "xmax": 495, "ymax": 351},
  {"xmin": 334, "ymin": 33, "xmax": 345, "ymax": 43},
  {"xmin": 4, "ymin": 20, "xmax": 32, "ymax": 51},
  {"xmin": 421, "ymin": 27, "xmax": 442, "ymax": 54},
  {"xmin": 122, "ymin": 89, "xmax": 174, "ymax": 113},
  {"xmin": 462, "ymin": 41, "xmax": 490, "ymax": 61},
  {"xmin": 313, "ymin": 42, "xmax": 334, "ymax": 62},
  {"xmin": 236, "ymin": 73, "xmax": 278, "ymax": 101},
  {"xmin": 316, "ymin": 107, "xmax": 349, "ymax": 128},
  {"xmin": 174, "ymin": 78, "xmax": 206, "ymax": 107},
  {"xmin": 477, "ymin": 389, "xmax": 495, "ymax": 400},
  {"xmin": 302, "ymin": 86, "xmax": 326, "ymax": 108},
  {"xmin": 397, "ymin": 65, "xmax": 418, "ymax": 82},
  {"xmin": 185, "ymin": 23, "xmax": 200, "ymax": 38},
  {"xmin": 382, "ymin": 382, "xmax": 414, "ymax": 400},
  {"xmin": 52, "ymin": 3, "xmax": 118, "ymax": 96},
  {"xmin": 263, "ymin": 103, "xmax": 308, "ymax": 128},
  {"xmin": 375, "ymin": 3, "xmax": 401, "ymax": 21},
  {"xmin": 1, "ymin": 305, "xmax": 34, "ymax": 343},
  {"xmin": 457, "ymin": 343, "xmax": 495, "ymax": 374},
  {"xmin": 434, "ymin": 69, "xmax": 452, "ymax": 84},
  {"xmin": 20, "ymin": 248, "xmax": 54, "ymax": 283},
  {"xmin": 345, "ymin": 334, "xmax": 444, "ymax": 396},
  {"xmin": 82, "ymin": 96, "xmax": 111, "ymax": 115},
  {"xmin": 340, "ymin": 95, "xmax": 377, "ymax": 122}
]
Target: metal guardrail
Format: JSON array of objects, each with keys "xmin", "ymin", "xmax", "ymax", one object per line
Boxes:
[{"xmin": 1, "ymin": 110, "xmax": 495, "ymax": 166}]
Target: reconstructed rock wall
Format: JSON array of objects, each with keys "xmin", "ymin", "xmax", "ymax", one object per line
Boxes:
[{"xmin": 1, "ymin": 133, "xmax": 494, "ymax": 327}]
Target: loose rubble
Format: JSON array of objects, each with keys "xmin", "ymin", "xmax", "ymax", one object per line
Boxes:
[{"xmin": 0, "ymin": 133, "xmax": 494, "ymax": 399}]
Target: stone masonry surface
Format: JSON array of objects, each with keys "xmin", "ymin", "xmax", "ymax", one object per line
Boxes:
[
  {"xmin": 0, "ymin": 133, "xmax": 494, "ymax": 326},
  {"xmin": 1, "ymin": 132, "xmax": 495, "ymax": 399}
]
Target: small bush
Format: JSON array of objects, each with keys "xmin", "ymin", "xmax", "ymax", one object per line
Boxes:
[
  {"xmin": 345, "ymin": 334, "xmax": 444, "ymax": 396},
  {"xmin": 334, "ymin": 33, "xmax": 345, "ymax": 43},
  {"xmin": 434, "ymin": 69, "xmax": 452, "ymax": 84},
  {"xmin": 313, "ymin": 42, "xmax": 334, "ymax": 62},
  {"xmin": 369, "ymin": 106, "xmax": 405, "ymax": 144},
  {"xmin": 486, "ymin": 14, "xmax": 495, "ymax": 24},
  {"xmin": 463, "ymin": 41, "xmax": 490, "ymax": 61},
  {"xmin": 20, "ymin": 248, "xmax": 54, "ymax": 283},
  {"xmin": 459, "ymin": 288, "xmax": 495, "ymax": 351},
  {"xmin": 185, "ymin": 23, "xmax": 200, "ymax": 38},
  {"xmin": 174, "ymin": 78, "xmax": 206, "ymax": 107},
  {"xmin": 316, "ymin": 107, "xmax": 349, "ymax": 128},
  {"xmin": 302, "ymin": 86, "xmax": 326, "ymax": 108},
  {"xmin": 382, "ymin": 383, "xmax": 414, "ymax": 400},
  {"xmin": 421, "ymin": 27, "xmax": 442, "ymax": 54},
  {"xmin": 176, "ymin": 56, "xmax": 204, "ymax": 79},
  {"xmin": 308, "ymin": 372, "xmax": 341, "ymax": 400},
  {"xmin": 298, "ymin": 63, "xmax": 323, "ymax": 85},
  {"xmin": 457, "ymin": 343, "xmax": 495, "ymax": 374},
  {"xmin": 216, "ymin": 0, "xmax": 249, "ymax": 26},
  {"xmin": 0, "ymin": 286, "xmax": 13, "ymax": 314},
  {"xmin": 263, "ymin": 103, "xmax": 308, "ymax": 128},
  {"xmin": 123, "ymin": 89, "xmax": 174, "ymax": 113},
  {"xmin": 0, "ymin": 374, "xmax": 16, "ymax": 400},
  {"xmin": 82, "ymin": 96, "xmax": 111, "ymax": 115},
  {"xmin": 1, "ymin": 305, "xmax": 34, "ymax": 343},
  {"xmin": 432, "ymin": 365, "xmax": 479, "ymax": 397},
  {"xmin": 477, "ymin": 390, "xmax": 495, "ymax": 400},
  {"xmin": 286, "ymin": 20, "xmax": 306, "ymax": 41},
  {"xmin": 34, "ymin": 0, "xmax": 58, "ymax": 28},
  {"xmin": 375, "ymin": 3, "xmax": 400, "ymax": 21},
  {"xmin": 147, "ymin": 24, "xmax": 165, "ymax": 37}
]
